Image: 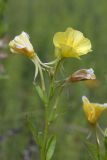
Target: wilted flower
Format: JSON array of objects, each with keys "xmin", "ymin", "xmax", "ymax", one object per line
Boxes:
[
  {"xmin": 82, "ymin": 96, "xmax": 107, "ymax": 125},
  {"xmin": 67, "ymin": 68, "xmax": 96, "ymax": 83},
  {"xmin": 53, "ymin": 27, "xmax": 92, "ymax": 58},
  {"xmin": 9, "ymin": 32, "xmax": 35, "ymax": 58},
  {"xmin": 9, "ymin": 32, "xmax": 55, "ymax": 90}
]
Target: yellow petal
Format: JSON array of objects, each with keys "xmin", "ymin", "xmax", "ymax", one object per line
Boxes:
[
  {"xmin": 60, "ymin": 44, "xmax": 78, "ymax": 58},
  {"xmin": 94, "ymin": 103, "xmax": 106, "ymax": 120},
  {"xmin": 82, "ymin": 96, "xmax": 107, "ymax": 124},
  {"xmin": 76, "ymin": 38, "xmax": 92, "ymax": 55},
  {"xmin": 53, "ymin": 32, "xmax": 66, "ymax": 48},
  {"xmin": 65, "ymin": 28, "xmax": 84, "ymax": 46}
]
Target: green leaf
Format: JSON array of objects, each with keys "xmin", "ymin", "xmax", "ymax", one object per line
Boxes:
[
  {"xmin": 37, "ymin": 132, "xmax": 43, "ymax": 148},
  {"xmin": 27, "ymin": 118, "xmax": 37, "ymax": 143},
  {"xmin": 35, "ymin": 85, "xmax": 47, "ymax": 103},
  {"xmin": 84, "ymin": 141, "xmax": 98, "ymax": 160},
  {"xmin": 46, "ymin": 136, "xmax": 56, "ymax": 160},
  {"xmin": 49, "ymin": 107, "xmax": 58, "ymax": 123}
]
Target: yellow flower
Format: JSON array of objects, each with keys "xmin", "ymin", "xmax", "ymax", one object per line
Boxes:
[
  {"xmin": 53, "ymin": 27, "xmax": 92, "ymax": 58},
  {"xmin": 82, "ymin": 96, "xmax": 107, "ymax": 125},
  {"xmin": 9, "ymin": 31, "xmax": 35, "ymax": 58}
]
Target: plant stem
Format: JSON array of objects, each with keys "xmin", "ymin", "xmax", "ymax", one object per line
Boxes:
[
  {"xmin": 44, "ymin": 102, "xmax": 49, "ymax": 148},
  {"xmin": 40, "ymin": 100, "xmax": 49, "ymax": 160},
  {"xmin": 104, "ymin": 148, "xmax": 107, "ymax": 160},
  {"xmin": 49, "ymin": 58, "xmax": 64, "ymax": 100},
  {"xmin": 95, "ymin": 124, "xmax": 100, "ymax": 160},
  {"xmin": 40, "ymin": 58, "xmax": 64, "ymax": 160},
  {"xmin": 104, "ymin": 130, "xmax": 107, "ymax": 160},
  {"xmin": 38, "ymin": 63, "xmax": 45, "ymax": 91},
  {"xmin": 97, "ymin": 123, "xmax": 104, "ymax": 136}
]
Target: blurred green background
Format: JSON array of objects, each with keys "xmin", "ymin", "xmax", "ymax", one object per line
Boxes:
[{"xmin": 1, "ymin": 0, "xmax": 107, "ymax": 159}]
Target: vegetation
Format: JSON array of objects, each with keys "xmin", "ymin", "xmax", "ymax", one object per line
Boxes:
[{"xmin": 1, "ymin": 0, "xmax": 107, "ymax": 159}]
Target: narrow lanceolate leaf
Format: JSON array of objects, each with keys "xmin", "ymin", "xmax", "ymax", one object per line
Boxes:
[
  {"xmin": 37, "ymin": 132, "xmax": 43, "ymax": 148},
  {"xmin": 46, "ymin": 136, "xmax": 56, "ymax": 160},
  {"xmin": 35, "ymin": 85, "xmax": 47, "ymax": 103},
  {"xmin": 49, "ymin": 107, "xmax": 58, "ymax": 123},
  {"xmin": 85, "ymin": 141, "xmax": 98, "ymax": 160},
  {"xmin": 27, "ymin": 118, "xmax": 37, "ymax": 143}
]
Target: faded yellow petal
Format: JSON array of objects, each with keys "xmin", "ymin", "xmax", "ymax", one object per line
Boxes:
[{"xmin": 9, "ymin": 32, "xmax": 35, "ymax": 58}]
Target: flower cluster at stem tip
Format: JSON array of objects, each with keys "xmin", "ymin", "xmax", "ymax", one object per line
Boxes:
[{"xmin": 9, "ymin": 27, "xmax": 107, "ymax": 125}]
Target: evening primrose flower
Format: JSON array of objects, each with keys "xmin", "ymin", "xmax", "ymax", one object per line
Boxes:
[
  {"xmin": 9, "ymin": 32, "xmax": 53, "ymax": 90},
  {"xmin": 53, "ymin": 27, "xmax": 92, "ymax": 58},
  {"xmin": 82, "ymin": 96, "xmax": 107, "ymax": 125},
  {"xmin": 9, "ymin": 32, "xmax": 35, "ymax": 58}
]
